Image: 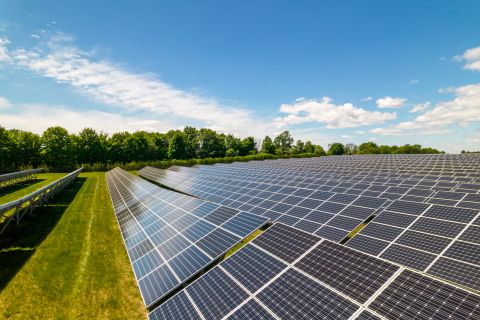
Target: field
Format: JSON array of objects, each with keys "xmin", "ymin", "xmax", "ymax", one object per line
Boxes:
[{"xmin": 0, "ymin": 172, "xmax": 145, "ymax": 319}]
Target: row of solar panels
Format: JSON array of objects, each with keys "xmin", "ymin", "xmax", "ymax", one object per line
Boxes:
[
  {"xmin": 150, "ymin": 223, "xmax": 480, "ymax": 320},
  {"xmin": 0, "ymin": 168, "xmax": 44, "ymax": 184},
  {"xmin": 106, "ymin": 168, "xmax": 269, "ymax": 308},
  {"xmin": 138, "ymin": 158, "xmax": 480, "ymax": 293},
  {"xmin": 107, "ymin": 166, "xmax": 480, "ymax": 319}
]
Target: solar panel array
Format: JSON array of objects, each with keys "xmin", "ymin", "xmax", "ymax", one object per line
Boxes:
[
  {"xmin": 138, "ymin": 154, "xmax": 480, "ymax": 292},
  {"xmin": 106, "ymin": 168, "xmax": 269, "ymax": 309},
  {"xmin": 149, "ymin": 223, "xmax": 480, "ymax": 320}
]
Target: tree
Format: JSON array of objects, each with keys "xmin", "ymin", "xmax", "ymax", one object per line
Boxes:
[
  {"xmin": 274, "ymin": 131, "xmax": 294, "ymax": 155},
  {"xmin": 378, "ymin": 145, "xmax": 392, "ymax": 154},
  {"xmin": 126, "ymin": 131, "xmax": 153, "ymax": 162},
  {"xmin": 197, "ymin": 128, "xmax": 226, "ymax": 158},
  {"xmin": 42, "ymin": 126, "xmax": 75, "ymax": 169},
  {"xmin": 314, "ymin": 145, "xmax": 326, "ymax": 156},
  {"xmin": 150, "ymin": 133, "xmax": 168, "ymax": 160},
  {"xmin": 9, "ymin": 130, "xmax": 42, "ymax": 167},
  {"xmin": 168, "ymin": 133, "xmax": 187, "ymax": 159},
  {"xmin": 261, "ymin": 136, "xmax": 276, "ymax": 154},
  {"xmin": 225, "ymin": 134, "xmax": 242, "ymax": 156},
  {"xmin": 240, "ymin": 137, "xmax": 256, "ymax": 156},
  {"xmin": 357, "ymin": 142, "xmax": 379, "ymax": 154},
  {"xmin": 294, "ymin": 140, "xmax": 305, "ymax": 154},
  {"xmin": 183, "ymin": 126, "xmax": 199, "ymax": 159},
  {"xmin": 76, "ymin": 128, "xmax": 107, "ymax": 165},
  {"xmin": 345, "ymin": 143, "xmax": 357, "ymax": 155},
  {"xmin": 327, "ymin": 143, "xmax": 345, "ymax": 155},
  {"xmin": 108, "ymin": 132, "xmax": 131, "ymax": 163},
  {"xmin": 0, "ymin": 126, "xmax": 14, "ymax": 169},
  {"xmin": 304, "ymin": 141, "xmax": 315, "ymax": 153}
]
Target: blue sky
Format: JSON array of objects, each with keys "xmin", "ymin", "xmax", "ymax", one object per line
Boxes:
[{"xmin": 0, "ymin": 1, "xmax": 479, "ymax": 152}]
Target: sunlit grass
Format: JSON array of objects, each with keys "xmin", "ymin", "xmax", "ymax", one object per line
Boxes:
[{"xmin": 0, "ymin": 172, "xmax": 145, "ymax": 319}]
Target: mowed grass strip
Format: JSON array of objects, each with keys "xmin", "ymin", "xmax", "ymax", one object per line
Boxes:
[
  {"xmin": 0, "ymin": 172, "xmax": 146, "ymax": 319},
  {"xmin": 0, "ymin": 173, "xmax": 66, "ymax": 205}
]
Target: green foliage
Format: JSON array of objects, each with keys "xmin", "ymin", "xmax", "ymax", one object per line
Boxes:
[
  {"xmin": 274, "ymin": 130, "xmax": 294, "ymax": 154},
  {"xmin": 314, "ymin": 145, "xmax": 326, "ymax": 156},
  {"xmin": 168, "ymin": 133, "xmax": 187, "ymax": 159},
  {"xmin": 42, "ymin": 126, "xmax": 75, "ymax": 169},
  {"xmin": 358, "ymin": 142, "xmax": 379, "ymax": 154},
  {"xmin": 197, "ymin": 128, "xmax": 226, "ymax": 158},
  {"xmin": 261, "ymin": 136, "xmax": 276, "ymax": 154},
  {"xmin": 0, "ymin": 124, "xmax": 444, "ymax": 171},
  {"xmin": 327, "ymin": 142, "xmax": 345, "ymax": 155},
  {"xmin": 76, "ymin": 128, "xmax": 108, "ymax": 165}
]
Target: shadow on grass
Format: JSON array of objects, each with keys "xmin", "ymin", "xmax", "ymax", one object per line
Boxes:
[
  {"xmin": 0, "ymin": 179, "xmax": 46, "ymax": 198},
  {"xmin": 0, "ymin": 177, "xmax": 86, "ymax": 291}
]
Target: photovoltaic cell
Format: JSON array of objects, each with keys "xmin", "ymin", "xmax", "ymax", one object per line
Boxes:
[
  {"xmin": 196, "ymin": 228, "xmax": 241, "ymax": 258},
  {"xmin": 443, "ymin": 241, "xmax": 480, "ymax": 265},
  {"xmin": 138, "ymin": 264, "xmax": 179, "ymax": 307},
  {"xmin": 315, "ymin": 225, "xmax": 349, "ymax": 242},
  {"xmin": 380, "ymin": 244, "xmax": 436, "ymax": 270},
  {"xmin": 427, "ymin": 257, "xmax": 480, "ymax": 291},
  {"xmin": 169, "ymin": 246, "xmax": 211, "ymax": 281},
  {"xmin": 257, "ymin": 269, "xmax": 359, "ymax": 320},
  {"xmin": 295, "ymin": 241, "xmax": 399, "ymax": 303},
  {"xmin": 148, "ymin": 292, "xmax": 201, "ymax": 320},
  {"xmin": 187, "ymin": 268, "xmax": 249, "ymax": 319},
  {"xmin": 227, "ymin": 299, "xmax": 275, "ymax": 320},
  {"xmin": 345, "ymin": 235, "xmax": 390, "ymax": 256},
  {"xmin": 423, "ymin": 205, "xmax": 477, "ymax": 223},
  {"xmin": 253, "ymin": 223, "xmax": 319, "ymax": 263},
  {"xmin": 354, "ymin": 310, "xmax": 381, "ymax": 320},
  {"xmin": 370, "ymin": 270, "xmax": 480, "ymax": 320},
  {"xmin": 222, "ymin": 244, "xmax": 287, "ymax": 293},
  {"xmin": 395, "ymin": 230, "xmax": 451, "ymax": 254}
]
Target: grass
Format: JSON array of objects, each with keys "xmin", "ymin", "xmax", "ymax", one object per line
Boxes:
[
  {"xmin": 0, "ymin": 173, "xmax": 66, "ymax": 205},
  {"xmin": 0, "ymin": 172, "xmax": 145, "ymax": 319},
  {"xmin": 224, "ymin": 229, "xmax": 263, "ymax": 259}
]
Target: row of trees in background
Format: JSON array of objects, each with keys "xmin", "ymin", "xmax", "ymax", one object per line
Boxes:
[{"xmin": 0, "ymin": 125, "xmax": 442, "ymax": 171}]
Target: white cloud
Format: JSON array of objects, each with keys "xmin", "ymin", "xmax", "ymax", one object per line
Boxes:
[
  {"xmin": 0, "ymin": 96, "xmax": 11, "ymax": 109},
  {"xmin": 0, "ymin": 37, "xmax": 11, "ymax": 62},
  {"xmin": 409, "ymin": 79, "xmax": 419, "ymax": 85},
  {"xmin": 376, "ymin": 96, "xmax": 407, "ymax": 109},
  {"xmin": 0, "ymin": 33, "xmax": 272, "ymax": 137},
  {"xmin": 368, "ymin": 137, "xmax": 378, "ymax": 142},
  {"xmin": 410, "ymin": 102, "xmax": 431, "ymax": 113},
  {"xmin": 354, "ymin": 130, "xmax": 365, "ymax": 135},
  {"xmin": 31, "ymin": 34, "xmax": 40, "ymax": 39},
  {"xmin": 295, "ymin": 97, "xmax": 306, "ymax": 102},
  {"xmin": 274, "ymin": 97, "xmax": 396, "ymax": 128},
  {"xmin": 1, "ymin": 104, "xmax": 178, "ymax": 134},
  {"xmin": 371, "ymin": 83, "xmax": 480, "ymax": 135},
  {"xmin": 456, "ymin": 46, "xmax": 480, "ymax": 71},
  {"xmin": 361, "ymin": 96, "xmax": 372, "ymax": 101},
  {"xmin": 341, "ymin": 134, "xmax": 351, "ymax": 139}
]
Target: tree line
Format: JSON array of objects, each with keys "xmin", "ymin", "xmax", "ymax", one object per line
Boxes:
[{"xmin": 0, "ymin": 125, "xmax": 442, "ymax": 171}]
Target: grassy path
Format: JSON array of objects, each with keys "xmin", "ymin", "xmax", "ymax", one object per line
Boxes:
[
  {"xmin": 0, "ymin": 172, "xmax": 145, "ymax": 319},
  {"xmin": 0, "ymin": 173, "xmax": 66, "ymax": 205}
]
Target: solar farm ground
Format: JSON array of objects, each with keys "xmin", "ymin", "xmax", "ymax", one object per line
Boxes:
[{"xmin": 0, "ymin": 172, "xmax": 145, "ymax": 319}]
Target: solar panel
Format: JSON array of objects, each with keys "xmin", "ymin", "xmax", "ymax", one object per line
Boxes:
[
  {"xmin": 295, "ymin": 241, "xmax": 399, "ymax": 303},
  {"xmin": 227, "ymin": 299, "xmax": 276, "ymax": 320},
  {"xmin": 257, "ymin": 269, "xmax": 359, "ymax": 320},
  {"xmin": 369, "ymin": 269, "xmax": 480, "ymax": 319},
  {"xmin": 106, "ymin": 168, "xmax": 268, "ymax": 308},
  {"xmin": 186, "ymin": 268, "xmax": 249, "ymax": 319},
  {"xmin": 149, "ymin": 222, "xmax": 480, "ymax": 320},
  {"xmin": 252, "ymin": 223, "xmax": 319, "ymax": 263},
  {"xmin": 137, "ymin": 155, "xmax": 480, "ymax": 316}
]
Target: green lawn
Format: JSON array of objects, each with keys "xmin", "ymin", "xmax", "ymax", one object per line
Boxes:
[
  {"xmin": 0, "ymin": 173, "xmax": 66, "ymax": 205},
  {"xmin": 0, "ymin": 172, "xmax": 145, "ymax": 319}
]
